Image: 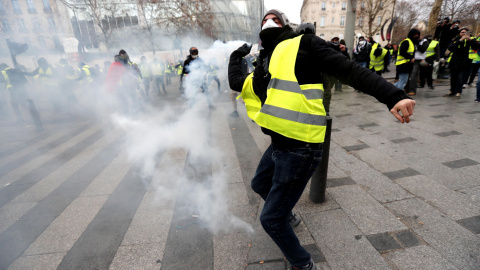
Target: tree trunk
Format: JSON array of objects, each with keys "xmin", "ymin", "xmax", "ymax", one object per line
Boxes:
[{"xmin": 427, "ymin": 0, "xmax": 443, "ymax": 36}]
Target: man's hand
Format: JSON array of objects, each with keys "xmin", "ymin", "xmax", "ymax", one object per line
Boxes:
[
  {"xmin": 390, "ymin": 99, "xmax": 416, "ymax": 123},
  {"xmin": 410, "ymin": 59, "xmax": 415, "ymax": 63},
  {"xmin": 237, "ymin": 43, "xmax": 252, "ymax": 57}
]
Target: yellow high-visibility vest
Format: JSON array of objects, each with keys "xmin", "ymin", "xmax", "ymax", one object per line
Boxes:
[
  {"xmin": 369, "ymin": 43, "xmax": 388, "ymax": 71},
  {"xmin": 1, "ymin": 68, "xmax": 12, "ymax": 90},
  {"xmin": 139, "ymin": 63, "xmax": 150, "ymax": 78},
  {"xmin": 79, "ymin": 65, "xmax": 93, "ymax": 84},
  {"xmin": 243, "ymin": 35, "xmax": 327, "ymax": 143},
  {"xmin": 208, "ymin": 65, "xmax": 217, "ymax": 76},
  {"xmin": 151, "ymin": 63, "xmax": 163, "ymax": 76},
  {"xmin": 426, "ymin": 40, "xmax": 439, "ymax": 58},
  {"xmin": 396, "ymin": 38, "xmax": 414, "ymax": 66}
]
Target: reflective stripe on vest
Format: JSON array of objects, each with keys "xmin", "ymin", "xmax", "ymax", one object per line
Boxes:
[
  {"xmin": 208, "ymin": 65, "xmax": 217, "ymax": 76},
  {"xmin": 1, "ymin": 68, "xmax": 12, "ymax": 90},
  {"xmin": 396, "ymin": 39, "xmax": 414, "ymax": 66},
  {"xmin": 426, "ymin": 40, "xmax": 438, "ymax": 58},
  {"xmin": 256, "ymin": 35, "xmax": 327, "ymax": 143},
  {"xmin": 38, "ymin": 67, "xmax": 55, "ymax": 86},
  {"xmin": 164, "ymin": 64, "xmax": 171, "ymax": 73},
  {"xmin": 369, "ymin": 43, "xmax": 387, "ymax": 71}
]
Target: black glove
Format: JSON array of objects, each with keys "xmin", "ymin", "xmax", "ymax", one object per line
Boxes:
[{"xmin": 237, "ymin": 43, "xmax": 252, "ymax": 57}]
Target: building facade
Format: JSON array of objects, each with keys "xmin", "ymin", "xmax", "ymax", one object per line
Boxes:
[{"xmin": 300, "ymin": 0, "xmax": 393, "ymax": 46}]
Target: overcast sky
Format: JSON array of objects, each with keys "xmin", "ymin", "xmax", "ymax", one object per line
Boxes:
[{"xmin": 264, "ymin": 0, "xmax": 303, "ymax": 24}]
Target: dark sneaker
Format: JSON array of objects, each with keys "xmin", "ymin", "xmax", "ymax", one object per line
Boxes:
[
  {"xmin": 418, "ymin": 85, "xmax": 424, "ymax": 88},
  {"xmin": 288, "ymin": 212, "xmax": 301, "ymax": 227},
  {"xmin": 428, "ymin": 85, "xmax": 435, "ymax": 90},
  {"xmin": 229, "ymin": 111, "xmax": 239, "ymax": 117},
  {"xmin": 443, "ymin": 92, "xmax": 455, "ymax": 97},
  {"xmin": 290, "ymin": 259, "xmax": 315, "ymax": 270}
]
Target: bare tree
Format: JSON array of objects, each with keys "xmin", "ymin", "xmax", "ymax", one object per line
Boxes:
[
  {"xmin": 162, "ymin": 0, "xmax": 216, "ymax": 39},
  {"xmin": 427, "ymin": 0, "xmax": 443, "ymax": 35},
  {"xmin": 452, "ymin": 1, "xmax": 480, "ymax": 34},
  {"xmin": 136, "ymin": 0, "xmax": 168, "ymax": 54},
  {"xmin": 356, "ymin": 0, "xmax": 395, "ymax": 38},
  {"xmin": 59, "ymin": 0, "xmax": 124, "ymax": 50},
  {"xmin": 390, "ymin": 0, "xmax": 431, "ymax": 43}
]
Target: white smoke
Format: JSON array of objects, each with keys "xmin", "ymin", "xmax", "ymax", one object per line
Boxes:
[{"xmin": 112, "ymin": 40, "xmax": 254, "ymax": 235}]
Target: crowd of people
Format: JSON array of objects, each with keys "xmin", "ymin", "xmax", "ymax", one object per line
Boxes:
[{"xmin": 0, "ymin": 49, "xmax": 231, "ymax": 127}]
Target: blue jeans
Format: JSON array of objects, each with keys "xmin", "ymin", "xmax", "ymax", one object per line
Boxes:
[
  {"xmin": 394, "ymin": 73, "xmax": 409, "ymax": 90},
  {"xmin": 356, "ymin": 61, "xmax": 368, "ymax": 68},
  {"xmin": 251, "ymin": 142, "xmax": 323, "ymax": 267}
]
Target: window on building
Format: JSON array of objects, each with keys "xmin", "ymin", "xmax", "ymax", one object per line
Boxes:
[
  {"xmin": 380, "ymin": 1, "xmax": 384, "ymax": 8},
  {"xmin": 32, "ymin": 17, "xmax": 42, "ymax": 31},
  {"xmin": 358, "ymin": 17, "xmax": 363, "ymax": 27},
  {"xmin": 340, "ymin": 16, "xmax": 345, "ymax": 27},
  {"xmin": 17, "ymin": 18, "xmax": 27, "ymax": 32},
  {"xmin": 26, "ymin": 0, "xmax": 36, "ymax": 13},
  {"xmin": 0, "ymin": 1, "xmax": 5, "ymax": 14},
  {"xmin": 332, "ymin": 18, "xmax": 334, "ymax": 24},
  {"xmin": 43, "ymin": 0, "xmax": 52, "ymax": 13},
  {"xmin": 37, "ymin": 36, "xmax": 46, "ymax": 48},
  {"xmin": 332, "ymin": 2, "xmax": 335, "ymax": 8},
  {"xmin": 2, "ymin": 19, "xmax": 11, "ymax": 31},
  {"xmin": 47, "ymin": 17, "xmax": 56, "ymax": 30},
  {"xmin": 12, "ymin": 0, "xmax": 22, "ymax": 14},
  {"xmin": 321, "ymin": 1, "xmax": 326, "ymax": 10},
  {"xmin": 320, "ymin": 16, "xmax": 325, "ymax": 27},
  {"xmin": 377, "ymin": 16, "xmax": 382, "ymax": 26},
  {"xmin": 342, "ymin": 2, "xmax": 346, "ymax": 10}
]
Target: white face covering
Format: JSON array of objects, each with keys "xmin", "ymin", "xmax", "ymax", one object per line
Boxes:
[
  {"xmin": 192, "ymin": 54, "xmax": 198, "ymax": 59},
  {"xmin": 262, "ymin": 19, "xmax": 280, "ymax": 30}
]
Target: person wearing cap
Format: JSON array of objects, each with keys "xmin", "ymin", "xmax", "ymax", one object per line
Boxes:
[
  {"xmin": 181, "ymin": 47, "xmax": 214, "ymax": 109},
  {"xmin": 228, "ymin": 9, "xmax": 415, "ymax": 270},
  {"xmin": 445, "ymin": 27, "xmax": 480, "ymax": 97}
]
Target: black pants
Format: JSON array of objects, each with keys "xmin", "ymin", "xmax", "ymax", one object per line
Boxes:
[
  {"xmin": 462, "ymin": 60, "xmax": 473, "ymax": 84},
  {"xmin": 450, "ymin": 68, "xmax": 465, "ymax": 94},
  {"xmin": 467, "ymin": 63, "xmax": 480, "ymax": 85},
  {"xmin": 419, "ymin": 60, "xmax": 434, "ymax": 87}
]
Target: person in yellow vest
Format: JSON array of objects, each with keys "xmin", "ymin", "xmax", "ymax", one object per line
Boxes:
[
  {"xmin": 465, "ymin": 34, "xmax": 480, "ymax": 87},
  {"xmin": 206, "ymin": 58, "xmax": 221, "ymax": 93},
  {"xmin": 395, "ymin": 29, "xmax": 421, "ymax": 91},
  {"xmin": 151, "ymin": 58, "xmax": 166, "ymax": 94},
  {"xmin": 0, "ymin": 63, "xmax": 31, "ymax": 126},
  {"xmin": 419, "ymin": 35, "xmax": 440, "ymax": 89},
  {"xmin": 25, "ymin": 57, "xmax": 62, "ymax": 111},
  {"xmin": 228, "ymin": 9, "xmax": 415, "ymax": 270},
  {"xmin": 57, "ymin": 59, "xmax": 78, "ymax": 105},
  {"xmin": 138, "ymin": 56, "xmax": 152, "ymax": 100},
  {"xmin": 445, "ymin": 28, "xmax": 480, "ymax": 97},
  {"xmin": 164, "ymin": 61, "xmax": 172, "ymax": 85},
  {"xmin": 368, "ymin": 38, "xmax": 389, "ymax": 76}
]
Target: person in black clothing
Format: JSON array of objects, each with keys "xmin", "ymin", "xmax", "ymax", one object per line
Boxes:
[
  {"xmin": 181, "ymin": 47, "xmax": 213, "ymax": 109},
  {"xmin": 0, "ymin": 63, "xmax": 32, "ymax": 125},
  {"xmin": 445, "ymin": 28, "xmax": 480, "ymax": 97},
  {"xmin": 353, "ymin": 36, "xmax": 371, "ymax": 68},
  {"xmin": 228, "ymin": 9, "xmax": 415, "ymax": 270}
]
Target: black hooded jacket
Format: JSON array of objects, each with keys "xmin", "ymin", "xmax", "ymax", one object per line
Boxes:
[{"xmin": 228, "ymin": 26, "xmax": 409, "ymax": 148}]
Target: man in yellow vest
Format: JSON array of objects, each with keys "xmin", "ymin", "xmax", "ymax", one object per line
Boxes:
[
  {"xmin": 206, "ymin": 58, "xmax": 221, "ymax": 93},
  {"xmin": 138, "ymin": 56, "xmax": 152, "ymax": 100},
  {"xmin": 151, "ymin": 58, "xmax": 166, "ymax": 94},
  {"xmin": 394, "ymin": 29, "xmax": 421, "ymax": 91},
  {"xmin": 228, "ymin": 9, "xmax": 415, "ymax": 270},
  {"xmin": 368, "ymin": 38, "xmax": 389, "ymax": 76},
  {"xmin": 0, "ymin": 63, "xmax": 31, "ymax": 125},
  {"xmin": 465, "ymin": 33, "xmax": 480, "ymax": 87},
  {"xmin": 419, "ymin": 35, "xmax": 440, "ymax": 89}
]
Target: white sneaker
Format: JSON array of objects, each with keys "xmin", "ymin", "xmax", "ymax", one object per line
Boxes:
[{"xmin": 455, "ymin": 93, "xmax": 461, "ymax": 97}]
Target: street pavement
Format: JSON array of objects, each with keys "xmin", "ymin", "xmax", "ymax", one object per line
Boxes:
[{"xmin": 0, "ymin": 73, "xmax": 479, "ymax": 270}]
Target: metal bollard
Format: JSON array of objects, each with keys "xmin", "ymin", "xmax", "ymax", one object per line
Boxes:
[{"xmin": 309, "ymin": 116, "xmax": 332, "ymax": 203}]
